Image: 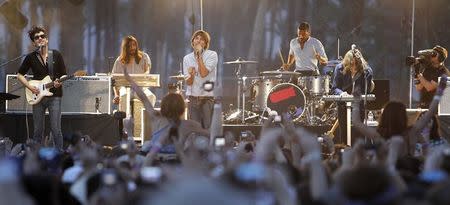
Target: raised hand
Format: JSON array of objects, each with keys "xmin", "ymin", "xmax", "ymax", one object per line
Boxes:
[{"xmin": 436, "ymin": 74, "xmax": 448, "ymax": 96}]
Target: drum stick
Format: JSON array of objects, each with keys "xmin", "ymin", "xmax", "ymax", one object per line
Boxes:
[{"xmin": 278, "ymin": 49, "xmax": 285, "ymax": 65}]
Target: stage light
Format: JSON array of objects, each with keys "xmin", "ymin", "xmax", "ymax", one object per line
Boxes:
[{"xmin": 0, "ymin": 0, "xmax": 27, "ymax": 30}]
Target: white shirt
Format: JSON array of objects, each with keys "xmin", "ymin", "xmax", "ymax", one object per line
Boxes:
[
  {"xmin": 183, "ymin": 49, "xmax": 218, "ymax": 97},
  {"xmin": 112, "ymin": 52, "xmax": 151, "ymax": 74},
  {"xmin": 289, "ymin": 37, "xmax": 327, "ymax": 72},
  {"xmin": 111, "ymin": 52, "xmax": 155, "ymax": 106}
]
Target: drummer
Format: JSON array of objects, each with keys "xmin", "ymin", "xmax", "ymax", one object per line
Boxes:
[{"xmin": 281, "ymin": 22, "xmax": 328, "ymax": 76}]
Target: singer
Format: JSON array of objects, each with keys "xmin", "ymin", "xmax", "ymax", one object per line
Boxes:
[
  {"xmin": 331, "ymin": 46, "xmax": 374, "ymax": 144},
  {"xmin": 414, "ymin": 45, "xmax": 449, "ymax": 108},
  {"xmin": 183, "ymin": 30, "xmax": 218, "ymax": 129},
  {"xmin": 17, "ymin": 26, "xmax": 67, "ymax": 150}
]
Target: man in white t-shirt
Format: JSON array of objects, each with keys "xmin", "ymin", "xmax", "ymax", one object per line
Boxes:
[
  {"xmin": 183, "ymin": 30, "xmax": 218, "ymax": 129},
  {"xmin": 282, "ymin": 22, "xmax": 328, "ymax": 76},
  {"xmin": 112, "ymin": 35, "xmax": 156, "ymax": 108}
]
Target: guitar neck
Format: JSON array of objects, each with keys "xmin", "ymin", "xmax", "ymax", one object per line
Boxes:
[{"xmin": 44, "ymin": 75, "xmax": 73, "ymax": 89}]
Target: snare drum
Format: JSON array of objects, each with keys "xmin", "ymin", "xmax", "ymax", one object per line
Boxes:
[
  {"xmin": 298, "ymin": 75, "xmax": 330, "ymax": 95},
  {"xmin": 251, "ymin": 78, "xmax": 283, "ymax": 111},
  {"xmin": 266, "ymin": 83, "xmax": 306, "ymax": 120}
]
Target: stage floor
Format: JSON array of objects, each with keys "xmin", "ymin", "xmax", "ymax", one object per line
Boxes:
[
  {"xmin": 0, "ymin": 113, "xmax": 119, "ymax": 146},
  {"xmin": 1, "ymin": 113, "xmax": 449, "ymax": 146}
]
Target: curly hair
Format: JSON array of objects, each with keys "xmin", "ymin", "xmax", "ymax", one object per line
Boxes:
[{"xmin": 28, "ymin": 26, "xmax": 46, "ymax": 41}]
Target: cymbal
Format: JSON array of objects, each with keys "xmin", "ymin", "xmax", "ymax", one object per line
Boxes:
[
  {"xmin": 224, "ymin": 58, "xmax": 258, "ymax": 65},
  {"xmin": 326, "ymin": 59, "xmax": 342, "ymax": 67},
  {"xmin": 169, "ymin": 74, "xmax": 187, "ymax": 80},
  {"xmin": 260, "ymin": 70, "xmax": 302, "ymax": 76}
]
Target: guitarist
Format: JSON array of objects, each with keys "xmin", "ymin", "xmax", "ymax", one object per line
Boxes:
[{"xmin": 17, "ymin": 26, "xmax": 67, "ymax": 150}]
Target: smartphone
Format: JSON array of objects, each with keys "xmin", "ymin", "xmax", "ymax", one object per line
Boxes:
[
  {"xmin": 140, "ymin": 167, "xmax": 162, "ymax": 183},
  {"xmin": 317, "ymin": 136, "xmax": 324, "ymax": 143},
  {"xmin": 240, "ymin": 131, "xmax": 248, "ymax": 138},
  {"xmin": 102, "ymin": 171, "xmax": 118, "ymax": 186},
  {"xmin": 274, "ymin": 115, "xmax": 282, "ymax": 122},
  {"xmin": 214, "ymin": 137, "xmax": 226, "ymax": 147},
  {"xmin": 38, "ymin": 147, "xmax": 59, "ymax": 161},
  {"xmin": 120, "ymin": 142, "xmax": 128, "ymax": 150}
]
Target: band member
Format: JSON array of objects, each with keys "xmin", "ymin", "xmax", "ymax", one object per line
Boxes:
[
  {"xmin": 17, "ymin": 26, "xmax": 67, "ymax": 150},
  {"xmin": 331, "ymin": 47, "xmax": 374, "ymax": 144},
  {"xmin": 112, "ymin": 35, "xmax": 156, "ymax": 108},
  {"xmin": 282, "ymin": 22, "xmax": 328, "ymax": 76},
  {"xmin": 413, "ymin": 45, "xmax": 449, "ymax": 108},
  {"xmin": 183, "ymin": 30, "xmax": 218, "ymax": 129}
]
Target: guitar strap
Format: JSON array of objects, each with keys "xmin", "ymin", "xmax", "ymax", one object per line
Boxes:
[{"xmin": 48, "ymin": 50, "xmax": 54, "ymax": 80}]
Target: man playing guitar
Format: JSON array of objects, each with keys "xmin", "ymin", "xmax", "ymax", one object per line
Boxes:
[{"xmin": 17, "ymin": 26, "xmax": 67, "ymax": 150}]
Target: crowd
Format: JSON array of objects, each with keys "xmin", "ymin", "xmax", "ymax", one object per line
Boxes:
[{"xmin": 0, "ymin": 72, "xmax": 449, "ymax": 205}]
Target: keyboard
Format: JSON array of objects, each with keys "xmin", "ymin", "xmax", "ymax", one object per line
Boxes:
[{"xmin": 321, "ymin": 94, "xmax": 375, "ymax": 101}]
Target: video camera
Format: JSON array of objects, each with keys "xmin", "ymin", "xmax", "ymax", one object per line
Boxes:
[{"xmin": 405, "ymin": 49, "xmax": 437, "ymax": 67}]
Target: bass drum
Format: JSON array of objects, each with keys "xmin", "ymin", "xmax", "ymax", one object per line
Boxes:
[
  {"xmin": 266, "ymin": 83, "xmax": 306, "ymax": 120},
  {"xmin": 251, "ymin": 78, "xmax": 283, "ymax": 111}
]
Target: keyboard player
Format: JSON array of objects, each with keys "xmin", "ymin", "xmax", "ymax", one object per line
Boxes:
[
  {"xmin": 112, "ymin": 35, "xmax": 156, "ymax": 110},
  {"xmin": 331, "ymin": 46, "xmax": 374, "ymax": 144}
]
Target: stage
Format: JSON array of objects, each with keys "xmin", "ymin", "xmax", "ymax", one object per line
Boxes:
[
  {"xmin": 0, "ymin": 113, "xmax": 119, "ymax": 146},
  {"xmin": 1, "ymin": 112, "xmax": 450, "ymax": 146}
]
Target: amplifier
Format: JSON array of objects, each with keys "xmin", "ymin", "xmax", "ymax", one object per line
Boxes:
[
  {"xmin": 5, "ymin": 75, "xmax": 112, "ymax": 114},
  {"xmin": 61, "ymin": 76, "xmax": 112, "ymax": 114},
  {"xmin": 5, "ymin": 75, "xmax": 32, "ymax": 113},
  {"xmin": 438, "ymin": 77, "xmax": 450, "ymax": 116}
]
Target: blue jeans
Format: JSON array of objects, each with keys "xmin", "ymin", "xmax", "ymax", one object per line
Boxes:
[
  {"xmin": 188, "ymin": 96, "xmax": 214, "ymax": 129},
  {"xmin": 32, "ymin": 97, "xmax": 63, "ymax": 149}
]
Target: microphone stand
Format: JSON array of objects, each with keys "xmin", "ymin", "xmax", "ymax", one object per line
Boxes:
[
  {"xmin": 0, "ymin": 47, "xmax": 39, "ymax": 69},
  {"xmin": 363, "ymin": 67, "xmax": 371, "ymax": 144}
]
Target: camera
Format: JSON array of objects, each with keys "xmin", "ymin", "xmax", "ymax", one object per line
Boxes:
[
  {"xmin": 203, "ymin": 81, "xmax": 215, "ymax": 92},
  {"xmin": 406, "ymin": 49, "xmax": 437, "ymax": 67},
  {"xmin": 214, "ymin": 137, "xmax": 226, "ymax": 148},
  {"xmin": 38, "ymin": 147, "xmax": 59, "ymax": 161}
]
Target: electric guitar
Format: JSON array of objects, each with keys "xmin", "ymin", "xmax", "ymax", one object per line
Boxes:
[{"xmin": 25, "ymin": 70, "xmax": 86, "ymax": 105}]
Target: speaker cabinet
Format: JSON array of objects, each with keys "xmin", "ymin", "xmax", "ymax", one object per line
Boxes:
[
  {"xmin": 61, "ymin": 76, "xmax": 112, "ymax": 114},
  {"xmin": 438, "ymin": 77, "xmax": 450, "ymax": 116},
  {"xmin": 5, "ymin": 75, "xmax": 32, "ymax": 113},
  {"xmin": 5, "ymin": 75, "xmax": 112, "ymax": 114},
  {"xmin": 367, "ymin": 79, "xmax": 390, "ymax": 110}
]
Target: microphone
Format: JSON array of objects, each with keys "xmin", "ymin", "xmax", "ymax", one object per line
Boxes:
[
  {"xmin": 34, "ymin": 46, "xmax": 42, "ymax": 52},
  {"xmin": 351, "ymin": 44, "xmax": 356, "ymax": 51}
]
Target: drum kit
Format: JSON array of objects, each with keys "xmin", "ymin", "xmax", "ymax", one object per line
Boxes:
[
  {"xmin": 169, "ymin": 57, "xmax": 342, "ymax": 126},
  {"xmin": 222, "ymin": 57, "xmax": 341, "ymax": 126}
]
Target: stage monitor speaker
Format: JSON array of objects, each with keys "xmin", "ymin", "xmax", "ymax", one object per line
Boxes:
[
  {"xmin": 5, "ymin": 75, "xmax": 112, "ymax": 114},
  {"xmin": 438, "ymin": 77, "xmax": 450, "ymax": 116},
  {"xmin": 367, "ymin": 79, "xmax": 389, "ymax": 110},
  {"xmin": 61, "ymin": 76, "xmax": 112, "ymax": 114}
]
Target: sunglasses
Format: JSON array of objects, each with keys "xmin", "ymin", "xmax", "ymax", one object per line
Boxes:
[{"xmin": 33, "ymin": 34, "xmax": 47, "ymax": 40}]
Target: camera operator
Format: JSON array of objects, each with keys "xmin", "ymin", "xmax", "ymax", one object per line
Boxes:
[{"xmin": 407, "ymin": 45, "xmax": 449, "ymax": 108}]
